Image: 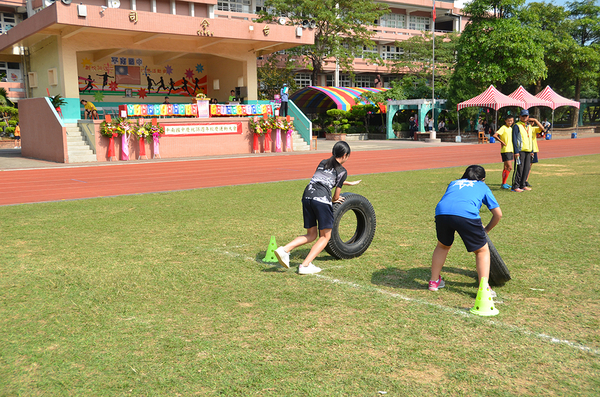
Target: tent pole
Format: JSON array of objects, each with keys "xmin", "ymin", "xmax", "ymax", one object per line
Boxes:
[
  {"xmin": 457, "ymin": 110, "xmax": 460, "ymax": 142},
  {"xmin": 495, "ymin": 109, "xmax": 498, "ymax": 138}
]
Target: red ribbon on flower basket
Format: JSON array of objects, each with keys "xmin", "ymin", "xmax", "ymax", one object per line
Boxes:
[
  {"xmin": 264, "ymin": 128, "xmax": 272, "ymax": 152},
  {"xmin": 253, "ymin": 133, "xmax": 259, "ymax": 153},
  {"xmin": 138, "ymin": 118, "xmax": 147, "ymax": 160},
  {"xmin": 108, "ymin": 134, "xmax": 117, "ymax": 159},
  {"xmin": 139, "ymin": 136, "xmax": 146, "ymax": 158}
]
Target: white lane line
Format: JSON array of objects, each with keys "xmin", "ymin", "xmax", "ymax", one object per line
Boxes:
[{"xmin": 212, "ymin": 247, "xmax": 600, "ymax": 356}]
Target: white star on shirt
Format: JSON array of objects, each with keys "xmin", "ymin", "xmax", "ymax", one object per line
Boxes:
[{"xmin": 453, "ymin": 180, "xmax": 475, "ymax": 189}]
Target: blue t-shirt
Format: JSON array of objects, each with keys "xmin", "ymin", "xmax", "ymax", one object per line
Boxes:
[{"xmin": 435, "ymin": 179, "xmax": 499, "ymax": 219}]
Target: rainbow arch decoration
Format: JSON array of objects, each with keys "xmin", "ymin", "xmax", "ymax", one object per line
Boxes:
[{"xmin": 290, "ymin": 86, "xmax": 388, "ymax": 113}]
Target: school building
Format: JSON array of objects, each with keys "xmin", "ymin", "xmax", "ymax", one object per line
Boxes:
[{"xmin": 0, "ymin": 0, "xmax": 465, "ymax": 162}]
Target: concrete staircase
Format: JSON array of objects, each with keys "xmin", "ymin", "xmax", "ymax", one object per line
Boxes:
[
  {"xmin": 65, "ymin": 123, "xmax": 97, "ymax": 163},
  {"xmin": 291, "ymin": 131, "xmax": 311, "ymax": 151}
]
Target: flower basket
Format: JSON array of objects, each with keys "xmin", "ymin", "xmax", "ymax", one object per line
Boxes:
[
  {"xmin": 282, "ymin": 119, "xmax": 295, "ymax": 151},
  {"xmin": 133, "ymin": 122, "xmax": 150, "ymax": 159},
  {"xmin": 248, "ymin": 117, "xmax": 266, "ymax": 153},
  {"xmin": 100, "ymin": 120, "xmax": 121, "ymax": 159},
  {"xmin": 144, "ymin": 121, "xmax": 165, "ymax": 158}
]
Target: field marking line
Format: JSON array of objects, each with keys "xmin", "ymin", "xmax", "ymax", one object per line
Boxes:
[
  {"xmin": 314, "ymin": 274, "xmax": 600, "ymax": 356},
  {"xmin": 210, "ymin": 247, "xmax": 600, "ymax": 356}
]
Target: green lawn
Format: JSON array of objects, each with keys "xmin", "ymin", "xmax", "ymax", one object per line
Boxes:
[{"xmin": 1, "ymin": 154, "xmax": 599, "ymax": 396}]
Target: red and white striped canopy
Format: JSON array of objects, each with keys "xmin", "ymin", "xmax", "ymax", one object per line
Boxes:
[
  {"xmin": 508, "ymin": 86, "xmax": 553, "ymax": 109},
  {"xmin": 457, "ymin": 85, "xmax": 525, "ymax": 111},
  {"xmin": 535, "ymin": 86, "xmax": 580, "ymax": 110}
]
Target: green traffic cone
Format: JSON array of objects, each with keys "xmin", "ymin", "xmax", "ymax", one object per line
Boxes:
[
  {"xmin": 263, "ymin": 236, "xmax": 278, "ymax": 263},
  {"xmin": 470, "ymin": 277, "xmax": 499, "ymax": 316}
]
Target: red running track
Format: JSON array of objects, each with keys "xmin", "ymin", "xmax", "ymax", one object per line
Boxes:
[{"xmin": 0, "ymin": 137, "xmax": 598, "ymax": 206}]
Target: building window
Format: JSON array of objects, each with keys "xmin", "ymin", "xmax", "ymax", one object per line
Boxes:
[
  {"xmin": 353, "ymin": 75, "xmax": 374, "ymax": 88},
  {"xmin": 217, "ymin": 0, "xmax": 251, "ymax": 13},
  {"xmin": 381, "ymin": 45, "xmax": 403, "ymax": 60},
  {"xmin": 294, "ymin": 73, "xmax": 312, "ymax": 88},
  {"xmin": 326, "ymin": 74, "xmax": 351, "ymax": 87},
  {"xmin": 380, "ymin": 13, "xmax": 405, "ymax": 29},
  {"xmin": 0, "ymin": 13, "xmax": 17, "ymax": 34},
  {"xmin": 409, "ymin": 16, "xmax": 430, "ymax": 31},
  {"xmin": 0, "ymin": 61, "xmax": 22, "ymax": 83},
  {"xmin": 357, "ymin": 45, "xmax": 378, "ymax": 59}
]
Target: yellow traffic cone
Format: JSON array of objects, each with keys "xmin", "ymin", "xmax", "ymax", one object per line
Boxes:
[
  {"xmin": 470, "ymin": 277, "xmax": 499, "ymax": 316},
  {"xmin": 263, "ymin": 236, "xmax": 279, "ymax": 263}
]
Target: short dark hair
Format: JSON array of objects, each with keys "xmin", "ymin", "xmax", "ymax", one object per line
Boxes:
[{"xmin": 461, "ymin": 165, "xmax": 486, "ymax": 181}]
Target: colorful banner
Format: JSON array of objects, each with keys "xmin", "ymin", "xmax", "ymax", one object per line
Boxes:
[
  {"xmin": 119, "ymin": 104, "xmax": 199, "ymax": 117},
  {"xmin": 164, "ymin": 123, "xmax": 242, "ymax": 135},
  {"xmin": 210, "ymin": 104, "xmax": 272, "ymax": 117},
  {"xmin": 117, "ymin": 103, "xmax": 271, "ymax": 118}
]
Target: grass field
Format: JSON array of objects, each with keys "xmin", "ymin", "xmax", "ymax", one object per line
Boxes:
[{"xmin": 1, "ymin": 154, "xmax": 599, "ymax": 396}]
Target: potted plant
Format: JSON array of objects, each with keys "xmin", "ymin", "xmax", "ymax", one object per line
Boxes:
[
  {"xmin": 325, "ymin": 109, "xmax": 351, "ymax": 140},
  {"xmin": 50, "ymin": 94, "xmax": 67, "ymax": 117}
]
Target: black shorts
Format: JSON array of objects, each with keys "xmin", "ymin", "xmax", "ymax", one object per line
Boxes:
[
  {"xmin": 302, "ymin": 198, "xmax": 334, "ymax": 230},
  {"xmin": 532, "ymin": 152, "xmax": 538, "ymax": 163},
  {"xmin": 435, "ymin": 215, "xmax": 487, "ymax": 252},
  {"xmin": 14, "ymin": 136, "xmax": 20, "ymax": 141},
  {"xmin": 501, "ymin": 152, "xmax": 514, "ymax": 162}
]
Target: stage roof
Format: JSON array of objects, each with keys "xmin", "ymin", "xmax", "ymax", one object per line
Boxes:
[{"xmin": 290, "ymin": 86, "xmax": 388, "ymax": 113}]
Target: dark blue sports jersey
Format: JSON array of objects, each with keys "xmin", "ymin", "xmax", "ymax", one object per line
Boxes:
[{"xmin": 303, "ymin": 159, "xmax": 347, "ymax": 205}]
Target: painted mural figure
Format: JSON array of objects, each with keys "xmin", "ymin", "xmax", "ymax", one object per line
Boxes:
[
  {"xmin": 96, "ymin": 72, "xmax": 114, "ymax": 90},
  {"xmin": 146, "ymin": 75, "xmax": 156, "ymax": 91},
  {"xmin": 168, "ymin": 78, "xmax": 176, "ymax": 95},
  {"xmin": 193, "ymin": 77, "xmax": 201, "ymax": 95},
  {"xmin": 155, "ymin": 76, "xmax": 167, "ymax": 93},
  {"xmin": 81, "ymin": 75, "xmax": 95, "ymax": 93},
  {"xmin": 181, "ymin": 77, "xmax": 191, "ymax": 95}
]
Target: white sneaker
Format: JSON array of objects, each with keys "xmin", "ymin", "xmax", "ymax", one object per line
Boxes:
[
  {"xmin": 298, "ymin": 263, "xmax": 321, "ymax": 275},
  {"xmin": 274, "ymin": 247, "xmax": 290, "ymax": 268}
]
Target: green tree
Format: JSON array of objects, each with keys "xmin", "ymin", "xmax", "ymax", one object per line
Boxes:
[
  {"xmin": 448, "ymin": 0, "xmax": 547, "ymax": 109},
  {"xmin": 389, "ymin": 32, "xmax": 459, "ymax": 100},
  {"xmin": 0, "ymin": 87, "xmax": 13, "ymax": 107},
  {"xmin": 565, "ymin": 0, "xmax": 600, "ymax": 126},
  {"xmin": 258, "ymin": 0, "xmax": 389, "ymax": 84},
  {"xmin": 257, "ymin": 54, "xmax": 298, "ymax": 100}
]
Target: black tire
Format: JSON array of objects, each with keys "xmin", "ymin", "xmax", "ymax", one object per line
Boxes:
[
  {"xmin": 486, "ymin": 233, "xmax": 511, "ymax": 286},
  {"xmin": 325, "ymin": 193, "xmax": 376, "ymax": 259}
]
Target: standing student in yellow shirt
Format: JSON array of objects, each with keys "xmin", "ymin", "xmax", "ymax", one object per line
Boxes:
[
  {"xmin": 512, "ymin": 109, "xmax": 545, "ymax": 192},
  {"xmin": 493, "ymin": 113, "xmax": 515, "ymax": 189}
]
